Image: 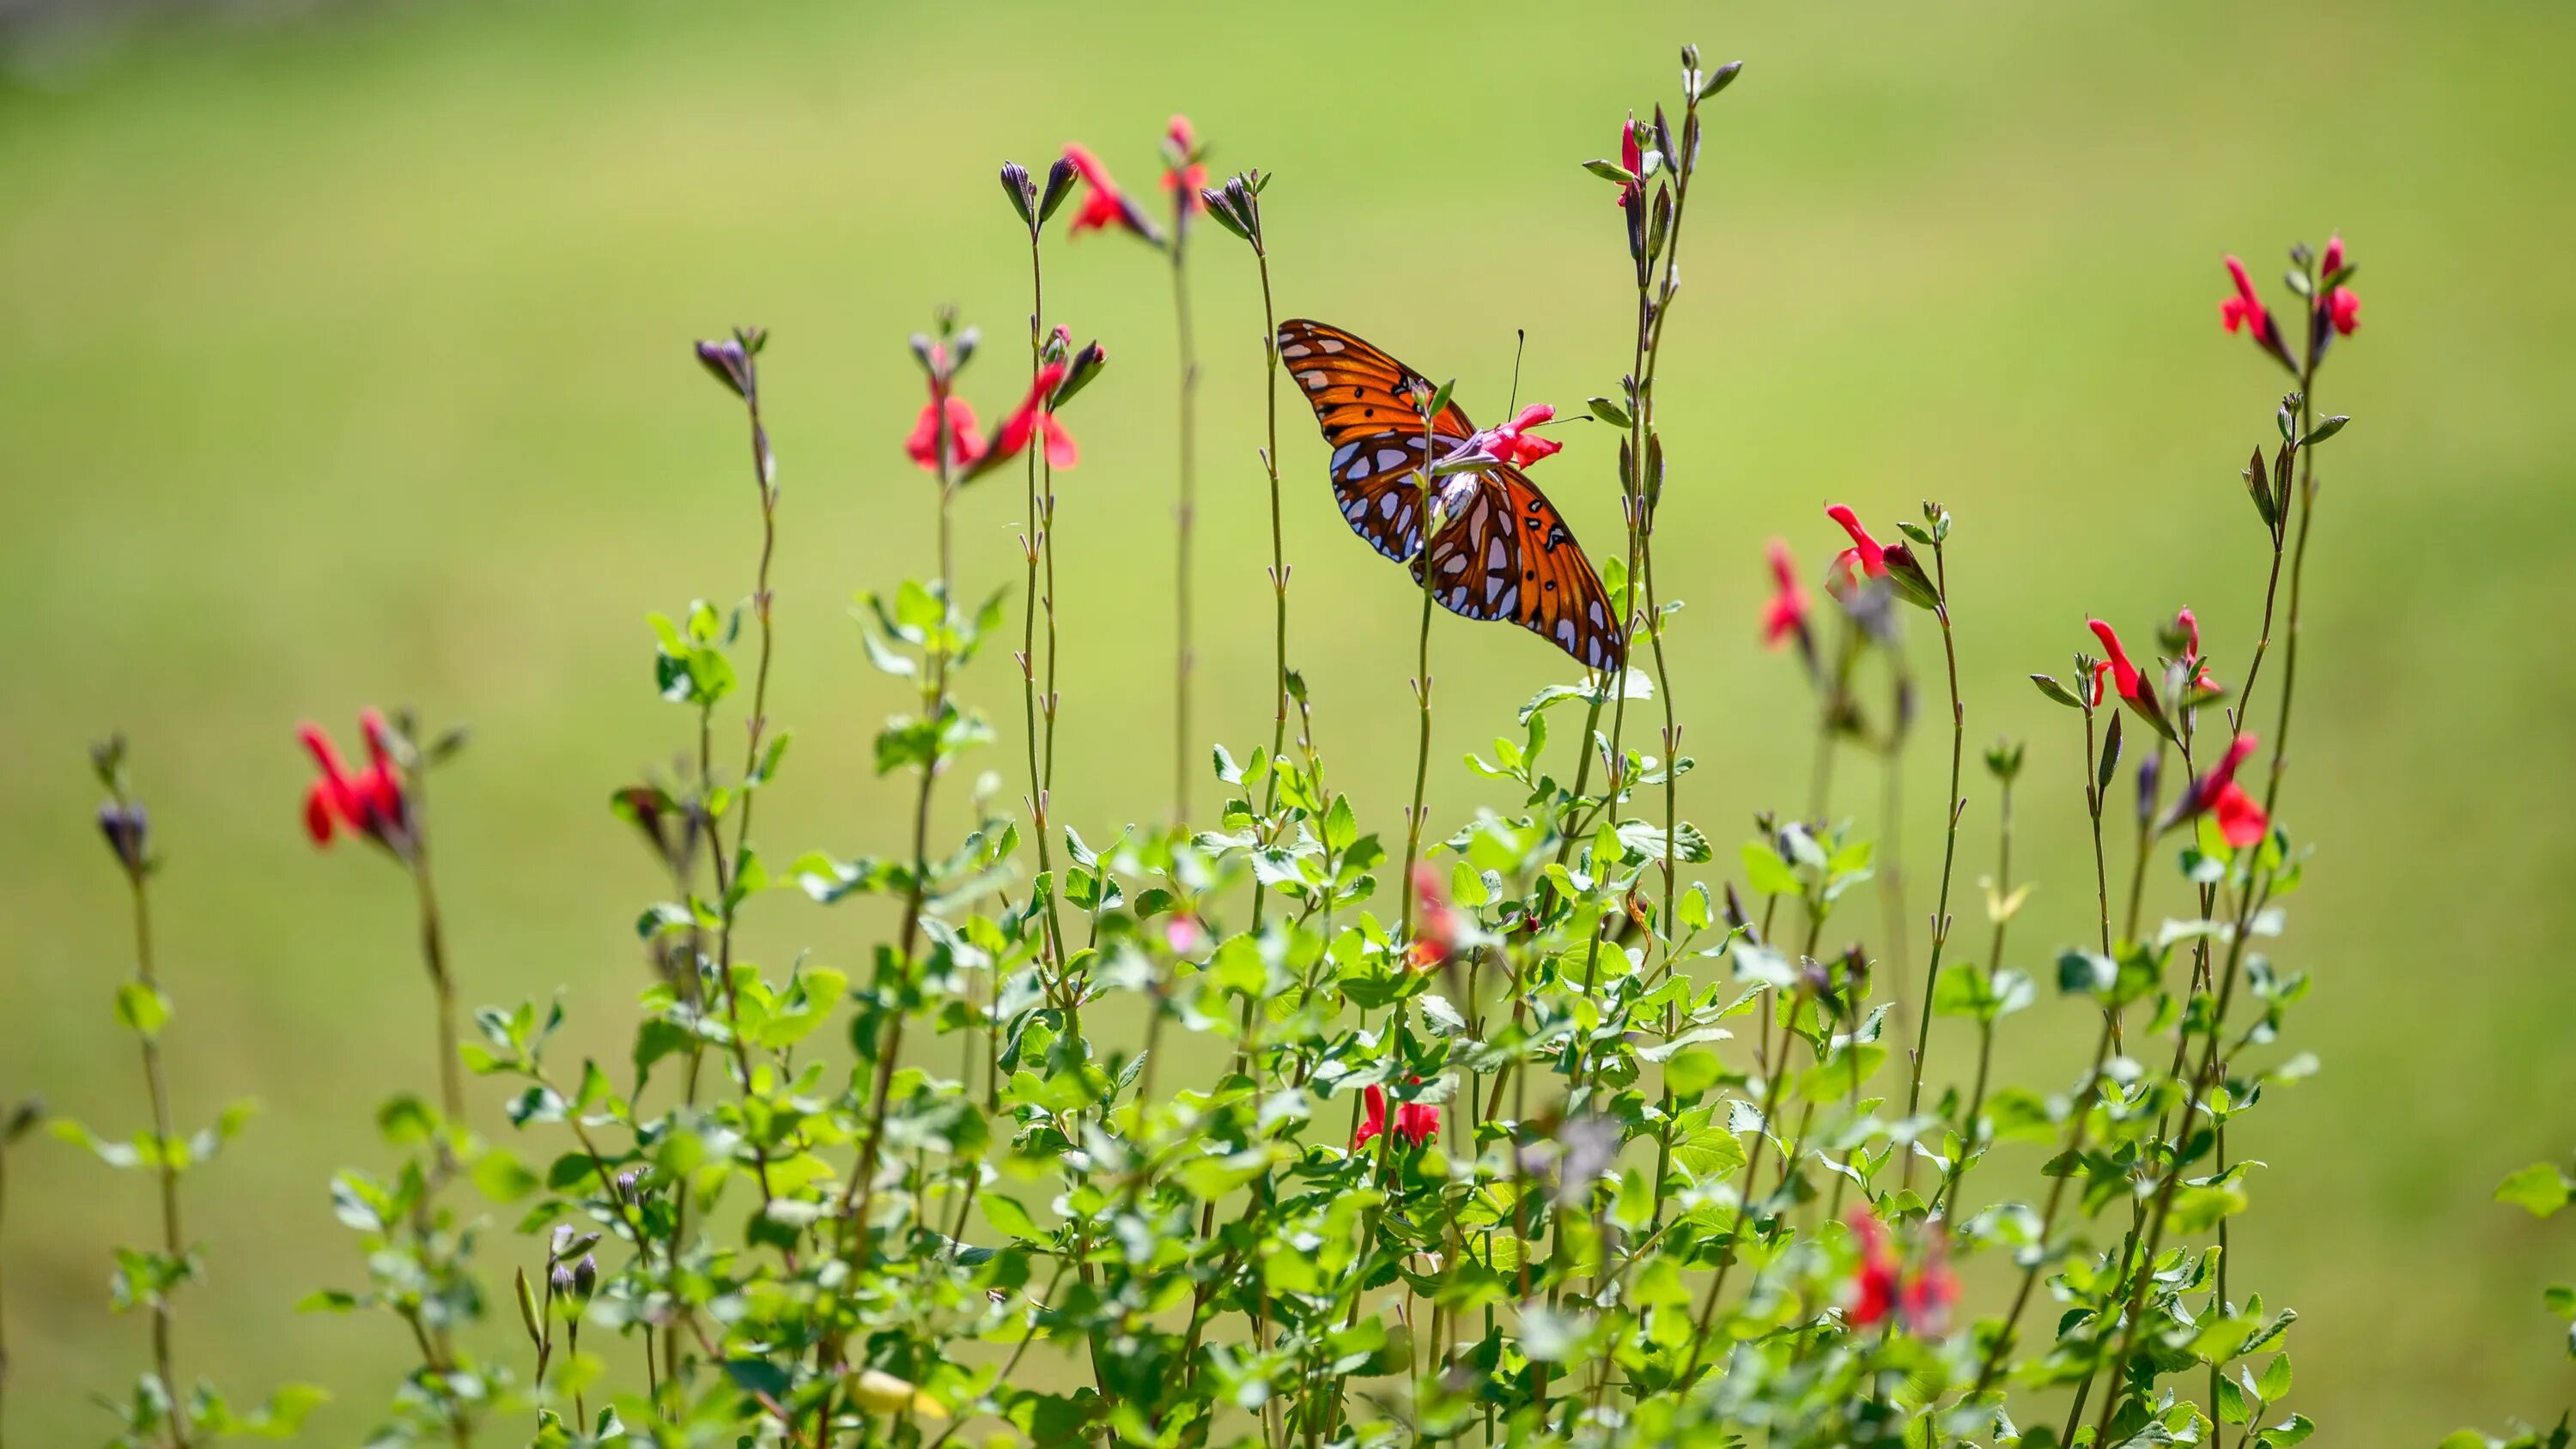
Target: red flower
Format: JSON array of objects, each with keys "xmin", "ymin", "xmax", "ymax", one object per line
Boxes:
[
  {"xmin": 2174, "ymin": 607, "xmax": 2201, "ymax": 662},
  {"xmin": 1356, "ymin": 1082, "xmax": 1440, "ymax": 1150},
  {"xmin": 2219, "ymin": 254, "xmax": 2268, "ymax": 337},
  {"xmin": 1407, "ymin": 862, "xmax": 1461, "ymax": 971},
  {"xmin": 2319, "ymin": 234, "xmax": 2360, "ymax": 333},
  {"xmin": 904, "ymin": 392, "xmax": 985, "ymax": 474},
  {"xmin": 300, "ymin": 710, "xmax": 407, "ymax": 849},
  {"xmin": 2087, "ymin": 618, "xmax": 2143, "ymax": 703},
  {"xmin": 1467, "ymin": 403, "xmax": 1562, "ymax": 469},
  {"xmin": 1900, "ymin": 1235, "xmax": 1959, "ymax": 1336},
  {"xmin": 991, "ymin": 361, "xmax": 1076, "ymax": 470},
  {"xmin": 1845, "ymin": 1209, "xmax": 1902, "ymax": 1329},
  {"xmin": 1845, "ymin": 1208, "xmax": 1957, "ymax": 1335},
  {"xmin": 2087, "ymin": 659, "xmax": 2111, "ymax": 709},
  {"xmin": 1762, "ymin": 538, "xmax": 1810, "ymax": 650},
  {"xmin": 1823, "ymin": 503, "xmax": 1886, "ymax": 598},
  {"xmin": 2190, "ymin": 732, "xmax": 2269, "ymax": 848},
  {"xmin": 1160, "ymin": 115, "xmax": 1206, "ymax": 209},
  {"xmin": 1063, "ymin": 144, "xmax": 1157, "ymax": 241},
  {"xmin": 1616, "ymin": 114, "xmax": 1644, "ymax": 209}
]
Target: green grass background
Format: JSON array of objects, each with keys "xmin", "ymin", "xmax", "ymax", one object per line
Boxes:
[{"xmin": 3, "ymin": 0, "xmax": 2572, "ymax": 1441}]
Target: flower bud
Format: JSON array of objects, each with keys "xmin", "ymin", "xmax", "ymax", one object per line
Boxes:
[
  {"xmin": 571, "ymin": 1253, "xmax": 598, "ymax": 1303},
  {"xmin": 513, "ymin": 1268, "xmax": 544, "ymax": 1346},
  {"xmin": 1878, "ymin": 542, "xmax": 1943, "ymax": 611},
  {"xmin": 1051, "ymin": 339, "xmax": 1109, "ymax": 411},
  {"xmin": 999, "ymin": 161, "xmax": 1036, "ymax": 227},
  {"xmin": 1037, "ymin": 155, "xmax": 1078, "ymax": 226},
  {"xmin": 97, "ymin": 800, "xmax": 149, "ymax": 875},
  {"xmin": 694, "ymin": 335, "xmax": 756, "ymax": 401}
]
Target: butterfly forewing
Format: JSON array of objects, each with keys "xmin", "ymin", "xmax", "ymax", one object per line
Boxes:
[{"xmin": 1277, "ymin": 318, "xmax": 1477, "ymax": 445}]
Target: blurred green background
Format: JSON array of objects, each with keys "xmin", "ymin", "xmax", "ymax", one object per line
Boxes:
[{"xmin": 3, "ymin": 0, "xmax": 2572, "ymax": 1441}]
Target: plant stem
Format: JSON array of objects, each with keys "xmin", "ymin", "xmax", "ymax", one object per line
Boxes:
[
  {"xmin": 1968, "ymin": 1005, "xmax": 2117, "ymax": 1394},
  {"xmin": 0, "ymin": 1140, "xmax": 9, "ymax": 1449},
  {"xmin": 126, "ymin": 873, "xmax": 188, "ymax": 1449},
  {"xmin": 1170, "ymin": 227, "xmax": 1199, "ymax": 826},
  {"xmin": 1929, "ymin": 764, "xmax": 2013, "ymax": 1216},
  {"xmin": 1252, "ymin": 243, "xmax": 1291, "ymax": 930},
  {"xmin": 1898, "ymin": 563, "xmax": 1965, "ymax": 1193},
  {"xmin": 1399, "ymin": 456, "xmax": 1438, "ymax": 946},
  {"xmin": 1018, "ymin": 233, "xmax": 1068, "ymax": 991}
]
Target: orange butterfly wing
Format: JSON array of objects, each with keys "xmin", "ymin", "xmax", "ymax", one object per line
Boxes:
[
  {"xmin": 1279, "ymin": 318, "xmax": 1623, "ymax": 671},
  {"xmin": 1413, "ymin": 465, "xmax": 1626, "ymax": 671},
  {"xmin": 1276, "ymin": 318, "xmax": 1478, "ymax": 446}
]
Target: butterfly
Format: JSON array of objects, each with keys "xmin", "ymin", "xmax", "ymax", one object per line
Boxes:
[{"xmin": 1275, "ymin": 318, "xmax": 1625, "ymax": 671}]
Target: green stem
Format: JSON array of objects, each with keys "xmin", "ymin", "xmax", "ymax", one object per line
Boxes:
[
  {"xmin": 127, "ymin": 873, "xmax": 188, "ymax": 1449},
  {"xmin": 1897, "ymin": 573, "xmax": 1965, "ymax": 1193},
  {"xmin": 1170, "ymin": 228, "xmax": 1198, "ymax": 826}
]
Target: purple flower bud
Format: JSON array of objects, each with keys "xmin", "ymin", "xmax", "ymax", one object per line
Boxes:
[
  {"xmin": 695, "ymin": 336, "xmax": 755, "ymax": 401},
  {"xmin": 2136, "ymin": 751, "xmax": 2162, "ymax": 825},
  {"xmin": 999, "ymin": 161, "xmax": 1036, "ymax": 227},
  {"xmin": 571, "ymin": 1253, "xmax": 598, "ymax": 1301},
  {"xmin": 1037, "ymin": 155, "xmax": 1078, "ymax": 227},
  {"xmin": 96, "ymin": 800, "xmax": 149, "ymax": 875}
]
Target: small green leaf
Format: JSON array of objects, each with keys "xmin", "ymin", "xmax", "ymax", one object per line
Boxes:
[{"xmin": 2498, "ymin": 1162, "xmax": 2573, "ymax": 1218}]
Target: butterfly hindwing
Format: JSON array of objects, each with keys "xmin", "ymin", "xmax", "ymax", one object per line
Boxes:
[{"xmin": 1411, "ymin": 466, "xmax": 1625, "ymax": 671}]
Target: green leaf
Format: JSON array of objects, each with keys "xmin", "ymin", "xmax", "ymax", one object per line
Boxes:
[
  {"xmin": 114, "ymin": 983, "xmax": 171, "ymax": 1038},
  {"xmin": 1741, "ymin": 841, "xmax": 1798, "ymax": 896},
  {"xmin": 2498, "ymin": 1162, "xmax": 2573, "ymax": 1219},
  {"xmin": 980, "ymin": 1194, "xmax": 1044, "ymax": 1242},
  {"xmin": 470, "ymin": 1149, "xmax": 540, "ymax": 1204}
]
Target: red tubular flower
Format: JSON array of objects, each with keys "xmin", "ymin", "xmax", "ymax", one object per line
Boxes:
[
  {"xmin": 990, "ymin": 361, "xmax": 1075, "ymax": 470},
  {"xmin": 1355, "ymin": 1082, "xmax": 1440, "ymax": 1150},
  {"xmin": 1467, "ymin": 403, "xmax": 1563, "ymax": 469},
  {"xmin": 2087, "ymin": 659, "xmax": 2111, "ymax": 709},
  {"xmin": 904, "ymin": 392, "xmax": 984, "ymax": 474},
  {"xmin": 1616, "ymin": 113, "xmax": 1644, "ymax": 209},
  {"xmin": 2175, "ymin": 607, "xmax": 2201, "ymax": 662},
  {"xmin": 2190, "ymin": 732, "xmax": 2269, "ymax": 848},
  {"xmin": 1845, "ymin": 1208, "xmax": 1901, "ymax": 1329},
  {"xmin": 2220, "ymin": 254, "xmax": 2268, "ymax": 336},
  {"xmin": 299, "ymin": 710, "xmax": 407, "ymax": 849},
  {"xmin": 2087, "ymin": 619, "xmax": 2142, "ymax": 702},
  {"xmin": 1161, "ymin": 115, "xmax": 1206, "ymax": 209},
  {"xmin": 1406, "ymin": 863, "xmax": 1460, "ymax": 970},
  {"xmin": 2320, "ymin": 233, "xmax": 2360, "ymax": 335},
  {"xmin": 1062, "ymin": 144, "xmax": 1159, "ymax": 242},
  {"xmin": 1900, "ymin": 1235, "xmax": 1959, "ymax": 1335},
  {"xmin": 1762, "ymin": 538, "xmax": 1811, "ymax": 649},
  {"xmin": 1824, "ymin": 503, "xmax": 1886, "ymax": 591},
  {"xmin": 2088, "ymin": 618, "xmax": 2175, "ymax": 739}
]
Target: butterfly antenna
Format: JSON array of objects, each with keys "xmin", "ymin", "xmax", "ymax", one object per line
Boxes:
[{"xmin": 1507, "ymin": 328, "xmax": 1528, "ymax": 415}]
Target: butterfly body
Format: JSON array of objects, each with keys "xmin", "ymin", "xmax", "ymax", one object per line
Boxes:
[{"xmin": 1277, "ymin": 318, "xmax": 1624, "ymax": 671}]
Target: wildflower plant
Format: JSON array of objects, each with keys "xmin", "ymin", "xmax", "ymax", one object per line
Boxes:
[{"xmin": 36, "ymin": 35, "xmax": 2552, "ymax": 1449}]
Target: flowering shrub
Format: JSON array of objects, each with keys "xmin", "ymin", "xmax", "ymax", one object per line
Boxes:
[{"xmin": 17, "ymin": 34, "xmax": 2559, "ymax": 1449}]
